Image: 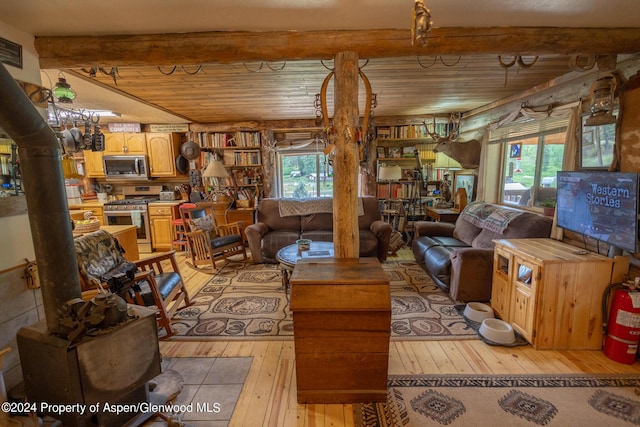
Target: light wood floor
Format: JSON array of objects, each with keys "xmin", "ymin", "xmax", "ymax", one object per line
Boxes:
[{"xmin": 157, "ymin": 249, "xmax": 640, "ymax": 427}]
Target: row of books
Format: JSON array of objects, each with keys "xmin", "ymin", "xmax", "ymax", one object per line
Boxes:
[
  {"xmin": 196, "ymin": 131, "xmax": 261, "ymax": 148},
  {"xmin": 223, "ymin": 150, "xmax": 262, "ymax": 166},
  {"xmin": 377, "ymin": 182, "xmax": 420, "ymax": 199},
  {"xmin": 376, "ymin": 123, "xmax": 453, "ymax": 139}
]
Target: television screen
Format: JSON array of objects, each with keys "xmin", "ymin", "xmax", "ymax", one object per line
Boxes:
[{"xmin": 556, "ymin": 171, "xmax": 639, "ymax": 253}]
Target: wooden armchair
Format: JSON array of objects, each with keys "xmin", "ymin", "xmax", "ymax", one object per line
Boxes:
[
  {"xmin": 180, "ymin": 202, "xmax": 247, "ymax": 273},
  {"xmin": 74, "ymin": 229, "xmax": 191, "ymax": 339}
]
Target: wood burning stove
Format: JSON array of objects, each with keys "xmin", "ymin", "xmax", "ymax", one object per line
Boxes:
[{"xmin": 17, "ymin": 306, "xmax": 161, "ymax": 427}]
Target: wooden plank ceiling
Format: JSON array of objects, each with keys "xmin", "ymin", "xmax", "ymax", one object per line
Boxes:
[{"xmin": 62, "ymin": 54, "xmax": 578, "ymax": 123}]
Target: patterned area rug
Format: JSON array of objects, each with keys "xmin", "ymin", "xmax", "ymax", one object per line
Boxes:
[
  {"xmin": 170, "ymin": 260, "xmax": 477, "ymax": 340},
  {"xmin": 354, "ymin": 374, "xmax": 640, "ymax": 427}
]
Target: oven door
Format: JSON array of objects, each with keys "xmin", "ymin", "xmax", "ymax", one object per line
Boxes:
[{"xmin": 103, "ymin": 209, "xmax": 152, "ymax": 252}]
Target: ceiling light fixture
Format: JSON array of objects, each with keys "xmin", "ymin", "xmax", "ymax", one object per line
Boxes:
[{"xmin": 412, "ymin": 0, "xmax": 432, "ymax": 47}]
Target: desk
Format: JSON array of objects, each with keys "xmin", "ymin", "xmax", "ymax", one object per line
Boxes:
[
  {"xmin": 424, "ymin": 207, "xmax": 461, "ymax": 224},
  {"xmin": 290, "ymin": 258, "xmax": 390, "ymax": 403},
  {"xmin": 225, "ymin": 207, "xmax": 256, "ymax": 244}
]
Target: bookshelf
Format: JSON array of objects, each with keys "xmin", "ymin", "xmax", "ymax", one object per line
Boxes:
[
  {"xmin": 375, "ymin": 124, "xmax": 436, "ymax": 194},
  {"xmin": 375, "ymin": 124, "xmax": 444, "ymax": 243},
  {"xmin": 197, "ymin": 130, "xmax": 264, "ymax": 203}
]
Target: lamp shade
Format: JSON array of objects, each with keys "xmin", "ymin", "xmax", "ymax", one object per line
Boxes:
[
  {"xmin": 202, "ymin": 160, "xmax": 229, "ymax": 178},
  {"xmin": 434, "ymin": 152, "xmax": 462, "ymax": 170},
  {"xmin": 378, "ymin": 165, "xmax": 402, "ymax": 181}
]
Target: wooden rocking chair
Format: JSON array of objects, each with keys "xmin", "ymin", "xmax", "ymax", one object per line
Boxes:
[
  {"xmin": 180, "ymin": 202, "xmax": 247, "ymax": 272},
  {"xmin": 74, "ymin": 230, "xmax": 191, "ymax": 339}
]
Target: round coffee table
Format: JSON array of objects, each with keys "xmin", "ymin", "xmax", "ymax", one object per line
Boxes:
[{"xmin": 276, "ymin": 241, "xmax": 334, "ymax": 292}]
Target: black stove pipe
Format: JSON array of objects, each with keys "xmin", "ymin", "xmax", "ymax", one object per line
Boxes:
[{"xmin": 0, "ymin": 63, "xmax": 81, "ymax": 333}]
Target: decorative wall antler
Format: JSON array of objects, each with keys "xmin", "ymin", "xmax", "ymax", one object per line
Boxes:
[
  {"xmin": 424, "ymin": 112, "xmax": 461, "ymax": 143},
  {"xmin": 317, "ymin": 65, "xmax": 375, "ymax": 164}
]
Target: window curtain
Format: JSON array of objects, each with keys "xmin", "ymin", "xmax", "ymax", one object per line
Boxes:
[
  {"xmin": 474, "ymin": 131, "xmax": 490, "ymax": 201},
  {"xmin": 549, "ymin": 104, "xmax": 581, "ymax": 240},
  {"xmin": 488, "ymin": 103, "xmax": 574, "ymax": 144}
]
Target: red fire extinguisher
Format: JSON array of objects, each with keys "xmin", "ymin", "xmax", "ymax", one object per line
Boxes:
[{"xmin": 603, "ymin": 285, "xmax": 640, "ymax": 364}]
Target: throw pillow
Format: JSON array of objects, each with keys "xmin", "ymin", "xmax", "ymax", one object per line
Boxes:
[
  {"xmin": 188, "ymin": 215, "xmax": 217, "ymax": 237},
  {"xmin": 388, "ymin": 230, "xmax": 405, "ymax": 255}
]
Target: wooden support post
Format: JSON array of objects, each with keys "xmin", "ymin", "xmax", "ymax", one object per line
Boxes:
[{"xmin": 333, "ymin": 51, "xmax": 360, "ymax": 259}]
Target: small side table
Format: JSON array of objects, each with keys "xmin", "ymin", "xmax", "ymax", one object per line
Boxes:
[
  {"xmin": 275, "ymin": 241, "xmax": 334, "ymax": 292},
  {"xmin": 424, "ymin": 207, "xmax": 461, "ymax": 224}
]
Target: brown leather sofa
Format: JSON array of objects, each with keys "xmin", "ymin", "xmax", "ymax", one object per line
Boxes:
[
  {"xmin": 412, "ymin": 202, "xmax": 553, "ymax": 302},
  {"xmin": 246, "ymin": 197, "xmax": 392, "ymax": 263}
]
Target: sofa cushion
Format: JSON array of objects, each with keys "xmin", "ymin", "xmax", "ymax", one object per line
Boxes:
[
  {"xmin": 471, "ymin": 212, "xmax": 553, "ymax": 249},
  {"xmin": 301, "ymin": 213, "xmax": 333, "ymax": 232},
  {"xmin": 412, "ymin": 236, "xmax": 467, "ymax": 262},
  {"xmin": 358, "ymin": 197, "xmax": 383, "ymax": 230},
  {"xmin": 300, "ymin": 230, "xmax": 333, "ymax": 242},
  {"xmin": 452, "ymin": 217, "xmax": 483, "ymax": 245},
  {"xmin": 258, "ymin": 198, "xmax": 301, "ymax": 232},
  {"xmin": 431, "ymin": 236, "xmax": 468, "ymax": 247},
  {"xmin": 261, "ymin": 230, "xmax": 300, "ymax": 260}
]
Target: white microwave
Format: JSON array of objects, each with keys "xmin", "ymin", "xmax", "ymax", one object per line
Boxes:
[{"xmin": 103, "ymin": 155, "xmax": 149, "ymax": 180}]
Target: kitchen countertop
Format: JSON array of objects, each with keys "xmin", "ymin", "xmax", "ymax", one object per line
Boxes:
[
  {"xmin": 149, "ymin": 200, "xmax": 182, "ymax": 206},
  {"xmin": 68, "ymin": 201, "xmax": 106, "ymax": 209}
]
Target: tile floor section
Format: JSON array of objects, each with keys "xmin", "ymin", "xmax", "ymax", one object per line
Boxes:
[{"xmin": 144, "ymin": 357, "xmax": 252, "ymax": 427}]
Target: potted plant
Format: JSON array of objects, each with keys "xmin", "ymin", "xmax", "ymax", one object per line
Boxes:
[{"xmin": 539, "ymin": 199, "xmax": 556, "ymax": 217}]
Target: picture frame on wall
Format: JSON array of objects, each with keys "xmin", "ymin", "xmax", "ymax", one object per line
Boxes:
[
  {"xmin": 454, "ymin": 173, "xmax": 476, "ymax": 206},
  {"xmin": 510, "ymin": 143, "xmax": 522, "ymax": 158}
]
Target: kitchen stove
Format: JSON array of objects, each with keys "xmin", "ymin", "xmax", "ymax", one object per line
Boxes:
[
  {"xmin": 103, "ymin": 197, "xmax": 160, "ymax": 209},
  {"xmin": 103, "ymin": 185, "xmax": 162, "ymax": 253}
]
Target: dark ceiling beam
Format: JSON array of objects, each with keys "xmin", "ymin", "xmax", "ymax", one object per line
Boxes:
[{"xmin": 35, "ymin": 27, "xmax": 640, "ymax": 68}]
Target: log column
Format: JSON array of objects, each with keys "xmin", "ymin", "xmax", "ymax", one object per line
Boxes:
[{"xmin": 332, "ymin": 51, "xmax": 360, "ymax": 259}]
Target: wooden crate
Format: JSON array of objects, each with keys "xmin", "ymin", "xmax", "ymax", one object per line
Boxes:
[{"xmin": 290, "ymin": 258, "xmax": 390, "ymax": 403}]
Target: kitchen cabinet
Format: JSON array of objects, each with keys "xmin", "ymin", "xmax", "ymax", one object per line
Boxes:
[
  {"xmin": 83, "ymin": 150, "xmax": 104, "ymax": 178},
  {"xmin": 146, "ymin": 133, "xmax": 182, "ymax": 177},
  {"xmin": 104, "ymin": 133, "xmax": 147, "ymax": 155},
  {"xmin": 491, "ymin": 238, "xmax": 626, "ymax": 349},
  {"xmin": 149, "ymin": 202, "xmax": 179, "ymax": 251}
]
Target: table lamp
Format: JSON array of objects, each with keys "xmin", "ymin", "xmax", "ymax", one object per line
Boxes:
[{"xmin": 202, "ymin": 158, "xmax": 230, "ymax": 201}]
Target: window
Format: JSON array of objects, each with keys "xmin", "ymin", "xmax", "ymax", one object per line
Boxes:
[
  {"xmin": 580, "ymin": 112, "xmax": 616, "ymax": 169},
  {"xmin": 279, "ymin": 151, "xmax": 333, "ymax": 198},
  {"xmin": 492, "ymin": 117, "xmax": 567, "ymax": 208}
]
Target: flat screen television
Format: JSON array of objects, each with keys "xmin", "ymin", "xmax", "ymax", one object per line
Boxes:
[{"xmin": 556, "ymin": 171, "xmax": 639, "ymax": 253}]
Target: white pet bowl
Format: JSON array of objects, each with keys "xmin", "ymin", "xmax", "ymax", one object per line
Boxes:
[
  {"xmin": 478, "ymin": 318, "xmax": 516, "ymax": 345},
  {"xmin": 463, "ymin": 302, "xmax": 495, "ymax": 323}
]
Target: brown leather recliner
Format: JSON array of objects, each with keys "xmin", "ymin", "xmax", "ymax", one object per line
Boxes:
[{"xmin": 412, "ymin": 202, "xmax": 553, "ymax": 302}]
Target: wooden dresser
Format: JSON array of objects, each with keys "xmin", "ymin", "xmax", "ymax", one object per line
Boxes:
[
  {"xmin": 290, "ymin": 258, "xmax": 390, "ymax": 403},
  {"xmin": 491, "ymin": 238, "xmax": 628, "ymax": 350}
]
